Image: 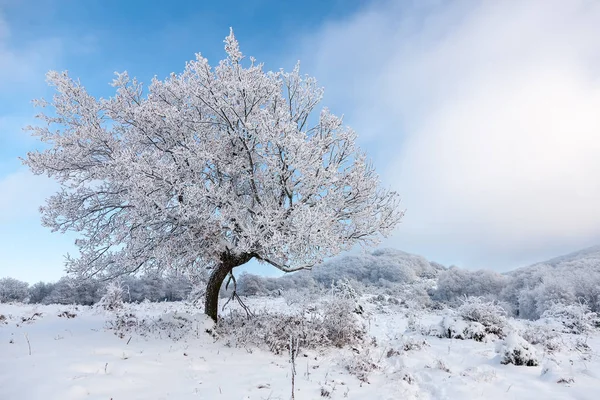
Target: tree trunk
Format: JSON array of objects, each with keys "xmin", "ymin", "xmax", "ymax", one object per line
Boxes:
[{"xmin": 204, "ymin": 252, "xmax": 253, "ymax": 322}]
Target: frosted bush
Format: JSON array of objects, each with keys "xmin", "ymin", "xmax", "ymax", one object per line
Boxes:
[
  {"xmin": 520, "ymin": 322, "xmax": 563, "ymax": 352},
  {"xmin": 0, "ymin": 278, "xmax": 29, "ymax": 303},
  {"xmin": 458, "ymin": 296, "xmax": 508, "ymax": 338},
  {"xmin": 440, "ymin": 315, "xmax": 470, "ymax": 339},
  {"xmin": 215, "ymin": 299, "xmax": 366, "ymax": 354},
  {"xmin": 321, "ymin": 296, "xmax": 367, "ymax": 346},
  {"xmin": 107, "ymin": 308, "xmax": 210, "ymax": 341},
  {"xmin": 436, "ymin": 315, "xmax": 486, "ymax": 341},
  {"xmin": 331, "ymin": 278, "xmax": 361, "ymax": 301},
  {"xmin": 97, "ymin": 281, "xmax": 125, "ymax": 311},
  {"xmin": 107, "ymin": 309, "xmax": 139, "ymax": 338},
  {"xmin": 496, "ymin": 332, "xmax": 539, "ymax": 366},
  {"xmin": 400, "ymin": 336, "xmax": 430, "ymax": 351},
  {"xmin": 407, "ymin": 314, "xmax": 452, "ymax": 338},
  {"xmin": 343, "ymin": 349, "xmax": 379, "ymax": 383},
  {"xmin": 410, "ymin": 307, "xmax": 504, "ymax": 342},
  {"xmin": 282, "ymin": 289, "xmax": 305, "ymax": 306},
  {"xmin": 541, "ymin": 302, "xmax": 600, "ymax": 334},
  {"xmin": 215, "ymin": 311, "xmax": 323, "ymax": 354}
]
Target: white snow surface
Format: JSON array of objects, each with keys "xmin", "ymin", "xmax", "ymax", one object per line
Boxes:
[{"xmin": 1, "ymin": 297, "xmax": 599, "ymax": 400}]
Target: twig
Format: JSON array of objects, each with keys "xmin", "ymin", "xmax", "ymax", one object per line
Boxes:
[
  {"xmin": 222, "ymin": 271, "xmax": 254, "ymax": 318},
  {"xmin": 289, "ymin": 335, "xmax": 299, "ymax": 400},
  {"xmin": 24, "ymin": 333, "xmax": 31, "ymax": 356},
  {"xmin": 305, "ymin": 360, "xmax": 311, "ymax": 380}
]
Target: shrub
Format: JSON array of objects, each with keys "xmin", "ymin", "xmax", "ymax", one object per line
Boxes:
[
  {"xmin": 438, "ymin": 315, "xmax": 486, "ymax": 342},
  {"xmin": 541, "ymin": 302, "xmax": 600, "ymax": 334},
  {"xmin": 520, "ymin": 322, "xmax": 563, "ymax": 353},
  {"xmin": 458, "ymin": 296, "xmax": 509, "ymax": 338},
  {"xmin": 496, "ymin": 333, "xmax": 539, "ymax": 366},
  {"xmin": 0, "ymin": 278, "xmax": 29, "ymax": 303},
  {"xmin": 331, "ymin": 278, "xmax": 361, "ymax": 300},
  {"xmin": 402, "ymin": 336, "xmax": 430, "ymax": 351},
  {"xmin": 106, "ymin": 308, "xmax": 210, "ymax": 341},
  {"xmin": 343, "ymin": 349, "xmax": 379, "ymax": 383},
  {"xmin": 321, "ymin": 296, "xmax": 366, "ymax": 346},
  {"xmin": 215, "ymin": 311, "xmax": 326, "ymax": 354},
  {"xmin": 97, "ymin": 281, "xmax": 125, "ymax": 311},
  {"xmin": 410, "ymin": 298, "xmax": 509, "ymax": 342},
  {"xmin": 215, "ymin": 297, "xmax": 366, "ymax": 354}
]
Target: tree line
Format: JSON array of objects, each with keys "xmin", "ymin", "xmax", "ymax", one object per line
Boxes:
[{"xmin": 3, "ymin": 247, "xmax": 599, "ymax": 322}]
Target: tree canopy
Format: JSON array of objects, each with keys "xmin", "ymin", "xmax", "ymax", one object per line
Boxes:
[{"xmin": 24, "ymin": 30, "xmax": 403, "ymax": 320}]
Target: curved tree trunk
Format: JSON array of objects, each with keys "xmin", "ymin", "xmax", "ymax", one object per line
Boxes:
[{"xmin": 204, "ymin": 252, "xmax": 253, "ymax": 322}]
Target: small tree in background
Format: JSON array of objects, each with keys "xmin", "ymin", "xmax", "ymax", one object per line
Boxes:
[
  {"xmin": 24, "ymin": 30, "xmax": 403, "ymax": 321},
  {"xmin": 0, "ymin": 277, "xmax": 29, "ymax": 303},
  {"xmin": 97, "ymin": 281, "xmax": 125, "ymax": 311},
  {"xmin": 28, "ymin": 281, "xmax": 55, "ymax": 304}
]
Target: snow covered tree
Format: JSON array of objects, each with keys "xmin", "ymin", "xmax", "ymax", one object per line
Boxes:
[
  {"xmin": 24, "ymin": 30, "xmax": 403, "ymax": 321},
  {"xmin": 0, "ymin": 277, "xmax": 29, "ymax": 303},
  {"xmin": 97, "ymin": 280, "xmax": 125, "ymax": 310},
  {"xmin": 43, "ymin": 277, "xmax": 102, "ymax": 305},
  {"xmin": 28, "ymin": 281, "xmax": 55, "ymax": 304},
  {"xmin": 433, "ymin": 267, "xmax": 506, "ymax": 304}
]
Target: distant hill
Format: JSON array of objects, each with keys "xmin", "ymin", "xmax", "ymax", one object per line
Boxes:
[
  {"xmin": 306, "ymin": 248, "xmax": 445, "ymax": 285},
  {"xmin": 499, "ymin": 244, "xmax": 600, "ymax": 318},
  {"xmin": 532, "ymin": 245, "xmax": 600, "ymax": 268},
  {"xmin": 237, "ymin": 248, "xmax": 445, "ymax": 295},
  {"xmin": 507, "ymin": 244, "xmax": 600, "ymax": 277}
]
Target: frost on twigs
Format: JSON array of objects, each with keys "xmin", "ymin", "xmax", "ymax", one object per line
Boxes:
[
  {"xmin": 214, "ymin": 296, "xmax": 366, "ymax": 354},
  {"xmin": 457, "ymin": 296, "xmax": 509, "ymax": 338},
  {"xmin": 520, "ymin": 321, "xmax": 563, "ymax": 353},
  {"xmin": 541, "ymin": 302, "xmax": 600, "ymax": 335},
  {"xmin": 106, "ymin": 308, "xmax": 212, "ymax": 341},
  {"xmin": 343, "ymin": 349, "xmax": 379, "ymax": 383},
  {"xmin": 331, "ymin": 278, "xmax": 361, "ymax": 301},
  {"xmin": 410, "ymin": 297, "xmax": 509, "ymax": 342},
  {"xmin": 23, "ymin": 28, "xmax": 403, "ymax": 315}
]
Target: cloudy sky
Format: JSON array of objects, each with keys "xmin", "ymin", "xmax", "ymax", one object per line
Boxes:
[{"xmin": 2, "ymin": 0, "xmax": 600, "ymax": 282}]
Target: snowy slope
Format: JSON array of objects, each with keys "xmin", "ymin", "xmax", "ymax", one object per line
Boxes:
[{"xmin": 508, "ymin": 245, "xmax": 600, "ymax": 275}]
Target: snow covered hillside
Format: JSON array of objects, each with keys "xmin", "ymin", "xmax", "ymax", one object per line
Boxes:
[
  {"xmin": 2, "ymin": 293, "xmax": 599, "ymax": 400},
  {"xmin": 236, "ymin": 248, "xmax": 445, "ymax": 297},
  {"xmin": 502, "ymin": 245, "xmax": 600, "ymax": 319}
]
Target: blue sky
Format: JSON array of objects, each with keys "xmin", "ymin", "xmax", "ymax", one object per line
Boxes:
[
  {"xmin": 2, "ymin": 0, "xmax": 600, "ymax": 283},
  {"xmin": 0, "ymin": 0, "xmax": 368, "ymax": 282}
]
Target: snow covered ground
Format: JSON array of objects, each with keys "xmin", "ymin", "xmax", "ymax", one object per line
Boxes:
[{"xmin": 1, "ymin": 297, "xmax": 599, "ymax": 400}]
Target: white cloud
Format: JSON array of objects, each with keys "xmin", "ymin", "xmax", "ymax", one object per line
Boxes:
[{"xmin": 301, "ymin": 0, "xmax": 600, "ymax": 269}]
